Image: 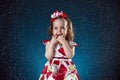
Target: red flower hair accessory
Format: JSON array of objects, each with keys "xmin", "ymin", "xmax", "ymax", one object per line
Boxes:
[{"xmin": 50, "ymin": 10, "xmax": 67, "ymax": 22}]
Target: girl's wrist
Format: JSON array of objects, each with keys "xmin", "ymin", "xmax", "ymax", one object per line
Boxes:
[{"xmin": 61, "ymin": 39, "xmax": 66, "ymax": 45}]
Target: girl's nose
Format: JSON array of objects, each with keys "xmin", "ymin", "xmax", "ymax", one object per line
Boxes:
[{"xmin": 57, "ymin": 29, "xmax": 61, "ymax": 34}]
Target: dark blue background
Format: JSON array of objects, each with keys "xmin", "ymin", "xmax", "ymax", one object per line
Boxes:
[{"xmin": 0, "ymin": 0, "xmax": 120, "ymax": 80}]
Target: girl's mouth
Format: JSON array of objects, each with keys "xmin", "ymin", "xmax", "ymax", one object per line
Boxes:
[{"xmin": 57, "ymin": 34, "xmax": 63, "ymax": 36}]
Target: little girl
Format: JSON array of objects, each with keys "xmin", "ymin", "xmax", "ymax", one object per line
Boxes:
[{"xmin": 39, "ymin": 10, "xmax": 80, "ymax": 80}]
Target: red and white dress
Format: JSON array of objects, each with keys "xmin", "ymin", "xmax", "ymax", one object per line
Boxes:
[{"xmin": 39, "ymin": 40, "xmax": 80, "ymax": 80}]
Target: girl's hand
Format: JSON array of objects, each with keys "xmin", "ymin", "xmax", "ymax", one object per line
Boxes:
[
  {"xmin": 57, "ymin": 34, "xmax": 65, "ymax": 45},
  {"xmin": 50, "ymin": 35, "xmax": 58, "ymax": 45}
]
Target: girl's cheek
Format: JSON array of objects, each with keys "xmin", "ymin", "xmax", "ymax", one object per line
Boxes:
[{"xmin": 53, "ymin": 31, "xmax": 57, "ymax": 36}]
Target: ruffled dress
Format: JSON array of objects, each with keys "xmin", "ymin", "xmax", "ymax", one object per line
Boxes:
[{"xmin": 39, "ymin": 40, "xmax": 80, "ymax": 80}]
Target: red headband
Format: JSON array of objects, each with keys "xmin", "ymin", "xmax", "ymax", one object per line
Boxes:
[{"xmin": 50, "ymin": 10, "xmax": 67, "ymax": 22}]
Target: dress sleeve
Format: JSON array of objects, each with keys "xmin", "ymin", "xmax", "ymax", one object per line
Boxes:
[
  {"xmin": 42, "ymin": 40, "xmax": 50, "ymax": 45},
  {"xmin": 69, "ymin": 41, "xmax": 78, "ymax": 47}
]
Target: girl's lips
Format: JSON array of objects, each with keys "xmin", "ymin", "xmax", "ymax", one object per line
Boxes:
[
  {"xmin": 56, "ymin": 34, "xmax": 63, "ymax": 38},
  {"xmin": 57, "ymin": 34, "xmax": 63, "ymax": 36},
  {"xmin": 53, "ymin": 34, "xmax": 65, "ymax": 38}
]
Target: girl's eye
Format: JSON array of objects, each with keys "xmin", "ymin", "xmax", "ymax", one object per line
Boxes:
[{"xmin": 54, "ymin": 27, "xmax": 57, "ymax": 30}]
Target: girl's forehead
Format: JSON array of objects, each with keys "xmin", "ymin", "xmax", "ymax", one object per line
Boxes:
[{"xmin": 53, "ymin": 18, "xmax": 68, "ymax": 26}]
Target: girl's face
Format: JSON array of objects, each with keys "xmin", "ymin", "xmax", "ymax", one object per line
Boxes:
[{"xmin": 52, "ymin": 18, "xmax": 68, "ymax": 37}]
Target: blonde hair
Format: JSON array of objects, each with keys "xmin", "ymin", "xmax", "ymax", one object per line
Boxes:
[{"xmin": 48, "ymin": 17, "xmax": 74, "ymax": 41}]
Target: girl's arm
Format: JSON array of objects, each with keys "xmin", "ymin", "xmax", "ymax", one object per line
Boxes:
[
  {"xmin": 45, "ymin": 42, "xmax": 55, "ymax": 60},
  {"xmin": 57, "ymin": 35, "xmax": 75, "ymax": 59},
  {"xmin": 62, "ymin": 40, "xmax": 75, "ymax": 59},
  {"xmin": 45, "ymin": 36, "xmax": 58, "ymax": 60}
]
